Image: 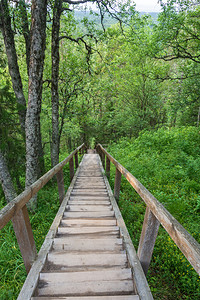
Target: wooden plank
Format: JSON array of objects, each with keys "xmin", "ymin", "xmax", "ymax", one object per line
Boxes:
[
  {"xmin": 70, "ymin": 196, "xmax": 110, "ymax": 201},
  {"xmin": 40, "ymin": 268, "xmax": 132, "ymax": 283},
  {"xmin": 66, "ymin": 205, "xmax": 112, "ymax": 212},
  {"xmin": 52, "ymin": 238, "xmax": 123, "ymax": 251},
  {"xmin": 137, "ymin": 207, "xmax": 160, "ymax": 275},
  {"xmin": 61, "ymin": 219, "xmax": 116, "ymax": 227},
  {"xmin": 73, "ymin": 189, "xmax": 107, "ymax": 192},
  {"xmin": 68, "ymin": 200, "xmax": 111, "ymax": 206},
  {"xmin": 69, "ymin": 157, "xmax": 74, "ymax": 181},
  {"xmin": 106, "ymin": 156, "xmax": 110, "ymax": 178},
  {"xmin": 12, "ymin": 206, "xmax": 37, "ymax": 273},
  {"xmin": 56, "ymin": 169, "xmax": 65, "ymax": 204},
  {"xmin": 98, "ymin": 144, "xmax": 200, "ymax": 275},
  {"xmin": 47, "ymin": 252, "xmax": 127, "ymax": 268},
  {"xmin": 37, "ymin": 280, "xmax": 134, "ymax": 297},
  {"xmin": 75, "ymin": 152, "xmax": 79, "ymax": 168},
  {"xmin": 57, "ymin": 226, "xmax": 119, "ymax": 235},
  {"xmin": 64, "ymin": 211, "xmax": 115, "ymax": 219},
  {"xmin": 114, "ymin": 168, "xmax": 122, "ymax": 202},
  {"xmin": 32, "ymin": 296, "xmax": 140, "ymax": 300}
]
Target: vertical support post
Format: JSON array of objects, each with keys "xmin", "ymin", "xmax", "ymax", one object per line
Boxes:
[
  {"xmin": 75, "ymin": 152, "xmax": 79, "ymax": 168},
  {"xmin": 106, "ymin": 156, "xmax": 110, "ymax": 178},
  {"xmin": 137, "ymin": 206, "xmax": 160, "ymax": 276},
  {"xmin": 56, "ymin": 169, "xmax": 65, "ymax": 204},
  {"xmin": 69, "ymin": 157, "xmax": 74, "ymax": 182},
  {"xmin": 101, "ymin": 152, "xmax": 105, "ymax": 170},
  {"xmin": 114, "ymin": 168, "xmax": 122, "ymax": 202},
  {"xmin": 12, "ymin": 206, "xmax": 37, "ymax": 273}
]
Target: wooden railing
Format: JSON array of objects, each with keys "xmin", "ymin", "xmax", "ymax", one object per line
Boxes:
[
  {"xmin": 0, "ymin": 144, "xmax": 85, "ymax": 273},
  {"xmin": 97, "ymin": 144, "xmax": 200, "ymax": 276}
]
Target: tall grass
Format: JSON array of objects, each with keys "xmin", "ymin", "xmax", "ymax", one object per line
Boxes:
[{"xmin": 107, "ymin": 126, "xmax": 200, "ymax": 299}]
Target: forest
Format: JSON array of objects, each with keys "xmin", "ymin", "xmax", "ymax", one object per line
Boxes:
[{"xmin": 0, "ymin": 0, "xmax": 200, "ymax": 299}]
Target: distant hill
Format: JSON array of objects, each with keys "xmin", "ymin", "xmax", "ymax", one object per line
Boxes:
[{"xmin": 74, "ymin": 10, "xmax": 159, "ymax": 28}]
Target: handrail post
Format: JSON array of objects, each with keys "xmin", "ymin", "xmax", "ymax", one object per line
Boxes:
[
  {"xmin": 137, "ymin": 206, "xmax": 160, "ymax": 276},
  {"xmin": 56, "ymin": 170, "xmax": 65, "ymax": 203},
  {"xmin": 69, "ymin": 157, "xmax": 74, "ymax": 181},
  {"xmin": 75, "ymin": 152, "xmax": 79, "ymax": 168},
  {"xmin": 101, "ymin": 152, "xmax": 105, "ymax": 169},
  {"xmin": 114, "ymin": 168, "xmax": 122, "ymax": 202},
  {"xmin": 106, "ymin": 156, "xmax": 110, "ymax": 178},
  {"xmin": 12, "ymin": 206, "xmax": 37, "ymax": 273}
]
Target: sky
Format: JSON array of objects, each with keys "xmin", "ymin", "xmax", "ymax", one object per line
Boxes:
[{"xmin": 134, "ymin": 0, "xmax": 162, "ymax": 12}]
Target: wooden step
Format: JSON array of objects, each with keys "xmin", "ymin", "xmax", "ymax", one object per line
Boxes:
[
  {"xmin": 73, "ymin": 189, "xmax": 107, "ymax": 192},
  {"xmin": 36, "ymin": 279, "xmax": 134, "ymax": 297},
  {"xmin": 47, "ymin": 253, "xmax": 127, "ymax": 269},
  {"xmin": 69, "ymin": 196, "xmax": 110, "ymax": 201},
  {"xmin": 40, "ymin": 268, "xmax": 132, "ymax": 283},
  {"xmin": 32, "ymin": 296, "xmax": 140, "ymax": 300},
  {"xmin": 61, "ymin": 219, "xmax": 117, "ymax": 227},
  {"xmin": 64, "ymin": 211, "xmax": 115, "ymax": 219},
  {"xmin": 57, "ymin": 226, "xmax": 119, "ymax": 236},
  {"xmin": 52, "ymin": 238, "xmax": 123, "ymax": 251},
  {"xmin": 66, "ymin": 205, "xmax": 112, "ymax": 212},
  {"xmin": 68, "ymin": 200, "xmax": 111, "ymax": 205}
]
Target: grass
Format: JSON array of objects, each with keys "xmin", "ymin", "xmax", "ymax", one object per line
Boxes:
[{"xmin": 107, "ymin": 126, "xmax": 200, "ymax": 299}]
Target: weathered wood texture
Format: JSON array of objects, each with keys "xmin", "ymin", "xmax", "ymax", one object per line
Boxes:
[
  {"xmin": 137, "ymin": 207, "xmax": 160, "ymax": 275},
  {"xmin": 18, "ymin": 153, "xmax": 148, "ymax": 299},
  {"xmin": 97, "ymin": 144, "xmax": 200, "ymax": 275},
  {"xmin": 106, "ymin": 156, "xmax": 110, "ymax": 178},
  {"xmin": 0, "ymin": 144, "xmax": 84, "ymax": 230},
  {"xmin": 114, "ymin": 168, "xmax": 122, "ymax": 202},
  {"xmin": 12, "ymin": 206, "xmax": 37, "ymax": 273},
  {"xmin": 56, "ymin": 169, "xmax": 65, "ymax": 203}
]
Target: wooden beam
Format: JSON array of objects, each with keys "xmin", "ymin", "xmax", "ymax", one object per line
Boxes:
[
  {"xmin": 137, "ymin": 207, "xmax": 160, "ymax": 276},
  {"xmin": 97, "ymin": 144, "xmax": 200, "ymax": 275},
  {"xmin": 106, "ymin": 156, "xmax": 110, "ymax": 178},
  {"xmin": 101, "ymin": 152, "xmax": 105, "ymax": 169},
  {"xmin": 114, "ymin": 168, "xmax": 121, "ymax": 203},
  {"xmin": 56, "ymin": 170, "xmax": 65, "ymax": 204},
  {"xmin": 12, "ymin": 206, "xmax": 37, "ymax": 273},
  {"xmin": 69, "ymin": 157, "xmax": 74, "ymax": 182},
  {"xmin": 75, "ymin": 152, "xmax": 79, "ymax": 168}
]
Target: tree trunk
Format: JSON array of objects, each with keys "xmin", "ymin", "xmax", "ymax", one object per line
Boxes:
[
  {"xmin": 0, "ymin": 149, "xmax": 17, "ymax": 202},
  {"xmin": 18, "ymin": 0, "xmax": 31, "ymax": 75},
  {"xmin": 25, "ymin": 0, "xmax": 47, "ymax": 210},
  {"xmin": 51, "ymin": 0, "xmax": 62, "ymax": 167},
  {"xmin": 0, "ymin": 0, "xmax": 26, "ymax": 134}
]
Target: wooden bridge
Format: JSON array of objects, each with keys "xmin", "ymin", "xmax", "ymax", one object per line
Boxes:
[{"xmin": 0, "ymin": 144, "xmax": 200, "ymax": 299}]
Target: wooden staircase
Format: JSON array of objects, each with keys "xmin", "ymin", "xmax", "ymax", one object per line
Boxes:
[
  {"xmin": 2, "ymin": 145, "xmax": 199, "ymax": 299},
  {"xmin": 32, "ymin": 154, "xmax": 138, "ymax": 299},
  {"xmin": 17, "ymin": 153, "xmax": 152, "ymax": 300}
]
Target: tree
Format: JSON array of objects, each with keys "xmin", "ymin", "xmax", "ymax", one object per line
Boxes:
[{"xmin": 25, "ymin": 0, "xmax": 47, "ymax": 210}]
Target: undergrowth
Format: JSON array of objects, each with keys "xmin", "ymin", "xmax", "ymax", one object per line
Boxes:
[{"xmin": 107, "ymin": 126, "xmax": 200, "ymax": 299}]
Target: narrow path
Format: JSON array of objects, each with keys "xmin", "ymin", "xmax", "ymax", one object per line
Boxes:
[{"xmin": 32, "ymin": 154, "xmax": 139, "ymax": 299}]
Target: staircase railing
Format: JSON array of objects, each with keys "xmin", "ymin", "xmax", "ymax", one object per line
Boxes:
[
  {"xmin": 0, "ymin": 143, "xmax": 85, "ymax": 273},
  {"xmin": 97, "ymin": 143, "xmax": 200, "ymax": 276}
]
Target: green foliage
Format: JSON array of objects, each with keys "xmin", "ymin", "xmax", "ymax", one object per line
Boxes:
[{"xmin": 107, "ymin": 126, "xmax": 200, "ymax": 299}]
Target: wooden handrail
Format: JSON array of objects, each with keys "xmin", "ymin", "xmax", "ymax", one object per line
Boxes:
[
  {"xmin": 97, "ymin": 144, "xmax": 200, "ymax": 276},
  {"xmin": 0, "ymin": 143, "xmax": 85, "ymax": 273},
  {"xmin": 0, "ymin": 143, "xmax": 84, "ymax": 230}
]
